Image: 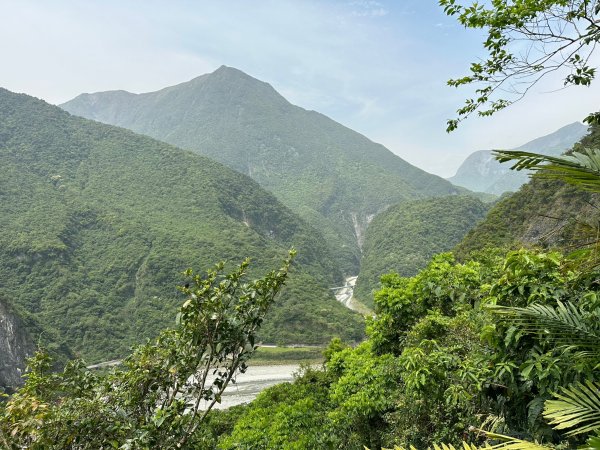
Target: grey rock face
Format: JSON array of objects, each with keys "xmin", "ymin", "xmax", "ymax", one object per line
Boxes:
[{"xmin": 0, "ymin": 299, "xmax": 35, "ymax": 392}]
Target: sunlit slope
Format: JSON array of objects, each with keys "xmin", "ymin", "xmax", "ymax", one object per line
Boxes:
[
  {"xmin": 0, "ymin": 88, "xmax": 364, "ymax": 362},
  {"xmin": 61, "ymin": 66, "xmax": 461, "ymax": 273}
]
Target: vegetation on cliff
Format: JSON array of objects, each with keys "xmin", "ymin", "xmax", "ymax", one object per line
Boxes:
[
  {"xmin": 218, "ymin": 249, "xmax": 600, "ymax": 449},
  {"xmin": 1, "ymin": 255, "xmax": 294, "ymax": 449},
  {"xmin": 455, "ymin": 124, "xmax": 600, "ymax": 260}
]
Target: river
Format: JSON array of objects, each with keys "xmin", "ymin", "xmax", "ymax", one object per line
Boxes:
[{"xmin": 202, "ymin": 364, "xmax": 300, "ymax": 409}]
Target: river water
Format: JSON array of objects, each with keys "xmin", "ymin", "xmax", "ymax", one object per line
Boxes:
[
  {"xmin": 88, "ymin": 276, "xmax": 363, "ymax": 410},
  {"xmin": 334, "ymin": 275, "xmax": 357, "ymax": 308},
  {"xmin": 202, "ymin": 364, "xmax": 299, "ymax": 409}
]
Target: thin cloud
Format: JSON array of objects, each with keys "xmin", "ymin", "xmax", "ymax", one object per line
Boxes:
[{"xmin": 348, "ymin": 0, "xmax": 388, "ymax": 17}]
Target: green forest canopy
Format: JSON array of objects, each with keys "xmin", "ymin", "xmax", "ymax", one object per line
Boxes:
[
  {"xmin": 0, "ymin": 88, "xmax": 364, "ymax": 363},
  {"xmin": 61, "ymin": 66, "xmax": 462, "ymax": 274}
]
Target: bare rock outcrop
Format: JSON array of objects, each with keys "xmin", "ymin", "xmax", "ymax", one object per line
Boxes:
[{"xmin": 0, "ymin": 298, "xmax": 36, "ymax": 393}]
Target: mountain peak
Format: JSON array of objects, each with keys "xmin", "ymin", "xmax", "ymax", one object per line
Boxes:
[
  {"xmin": 203, "ymin": 65, "xmax": 267, "ymax": 86},
  {"xmin": 213, "ymin": 65, "xmax": 246, "ymax": 75},
  {"xmin": 149, "ymin": 65, "xmax": 288, "ymax": 108},
  {"xmin": 204, "ymin": 65, "xmax": 282, "ymax": 97},
  {"xmin": 60, "ymin": 69, "xmax": 459, "ymax": 273}
]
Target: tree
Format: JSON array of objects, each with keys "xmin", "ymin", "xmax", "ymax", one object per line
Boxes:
[
  {"xmin": 440, "ymin": 0, "xmax": 600, "ymax": 131},
  {"xmin": 365, "ymin": 297, "xmax": 600, "ymax": 450},
  {"xmin": 472, "ymin": 143, "xmax": 600, "ymax": 449},
  {"xmin": 0, "ymin": 252, "xmax": 294, "ymax": 449}
]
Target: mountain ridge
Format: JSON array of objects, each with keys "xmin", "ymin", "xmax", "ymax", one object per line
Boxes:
[
  {"xmin": 354, "ymin": 195, "xmax": 489, "ymax": 307},
  {"xmin": 455, "ymin": 123, "xmax": 599, "ymax": 259},
  {"xmin": 61, "ymin": 66, "xmax": 462, "ymax": 274}
]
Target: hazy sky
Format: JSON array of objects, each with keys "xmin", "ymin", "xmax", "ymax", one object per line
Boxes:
[{"xmin": 1, "ymin": 0, "xmax": 598, "ymax": 177}]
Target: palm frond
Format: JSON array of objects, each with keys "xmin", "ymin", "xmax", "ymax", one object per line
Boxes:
[
  {"xmin": 543, "ymin": 381, "xmax": 600, "ymax": 436},
  {"xmin": 493, "ymin": 148, "xmax": 600, "ymax": 192},
  {"xmin": 488, "ymin": 302, "xmax": 600, "ymax": 352},
  {"xmin": 377, "ymin": 433, "xmax": 551, "ymax": 450},
  {"xmin": 379, "ymin": 444, "xmax": 475, "ymax": 450},
  {"xmin": 483, "ymin": 431, "xmax": 551, "ymax": 450}
]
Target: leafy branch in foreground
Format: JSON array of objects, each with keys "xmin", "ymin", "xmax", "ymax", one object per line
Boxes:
[
  {"xmin": 493, "ymin": 147, "xmax": 600, "ymax": 265},
  {"xmin": 492, "ymin": 145, "xmax": 600, "ymax": 266},
  {"xmin": 544, "ymin": 381, "xmax": 600, "ymax": 436},
  {"xmin": 0, "ymin": 251, "xmax": 294, "ymax": 449},
  {"xmin": 440, "ymin": 0, "xmax": 600, "ymax": 131}
]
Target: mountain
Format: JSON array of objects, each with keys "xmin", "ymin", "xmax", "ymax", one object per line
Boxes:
[
  {"xmin": 455, "ymin": 124, "xmax": 598, "ymax": 259},
  {"xmin": 61, "ymin": 66, "xmax": 462, "ymax": 274},
  {"xmin": 0, "ymin": 88, "xmax": 364, "ymax": 363},
  {"xmin": 448, "ymin": 122, "xmax": 588, "ymax": 194},
  {"xmin": 354, "ymin": 196, "xmax": 489, "ymax": 307}
]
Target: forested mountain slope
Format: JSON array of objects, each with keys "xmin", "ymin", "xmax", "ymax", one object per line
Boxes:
[
  {"xmin": 448, "ymin": 122, "xmax": 587, "ymax": 194},
  {"xmin": 455, "ymin": 124, "xmax": 598, "ymax": 259},
  {"xmin": 0, "ymin": 88, "xmax": 363, "ymax": 362},
  {"xmin": 355, "ymin": 195, "xmax": 489, "ymax": 306},
  {"xmin": 61, "ymin": 66, "xmax": 462, "ymax": 273}
]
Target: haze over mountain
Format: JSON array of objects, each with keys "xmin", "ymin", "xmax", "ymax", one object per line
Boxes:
[
  {"xmin": 0, "ymin": 88, "xmax": 364, "ymax": 363},
  {"xmin": 455, "ymin": 124, "xmax": 598, "ymax": 259},
  {"xmin": 61, "ymin": 66, "xmax": 462, "ymax": 274},
  {"xmin": 448, "ymin": 122, "xmax": 588, "ymax": 194}
]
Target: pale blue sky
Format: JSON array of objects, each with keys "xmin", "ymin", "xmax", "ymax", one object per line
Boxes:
[{"xmin": 1, "ymin": 0, "xmax": 598, "ymax": 176}]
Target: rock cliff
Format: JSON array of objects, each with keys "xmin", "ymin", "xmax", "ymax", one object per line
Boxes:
[{"xmin": 0, "ymin": 298, "xmax": 36, "ymax": 392}]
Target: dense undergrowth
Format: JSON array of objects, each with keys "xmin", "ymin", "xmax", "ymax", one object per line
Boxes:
[
  {"xmin": 5, "ymin": 245, "xmax": 597, "ymax": 449},
  {"xmin": 217, "ymin": 248, "xmax": 600, "ymax": 449}
]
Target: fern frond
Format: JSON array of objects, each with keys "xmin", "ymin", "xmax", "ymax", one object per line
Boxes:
[
  {"xmin": 586, "ymin": 434, "xmax": 600, "ymax": 450},
  {"xmin": 376, "ymin": 434, "xmax": 549, "ymax": 450},
  {"xmin": 482, "ymin": 431, "xmax": 550, "ymax": 450},
  {"xmin": 379, "ymin": 444, "xmax": 476, "ymax": 450}
]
